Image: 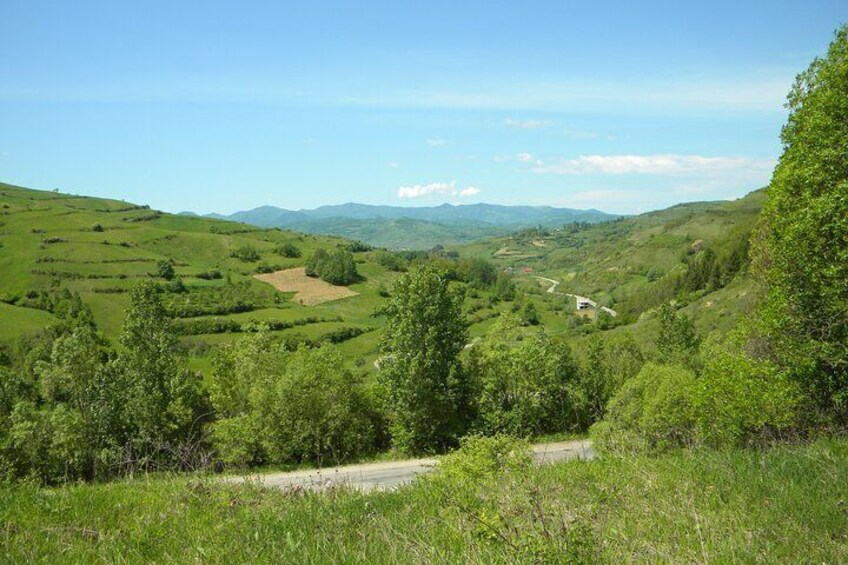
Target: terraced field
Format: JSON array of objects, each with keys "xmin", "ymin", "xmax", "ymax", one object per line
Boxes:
[{"xmin": 0, "ymin": 183, "xmax": 403, "ymax": 371}]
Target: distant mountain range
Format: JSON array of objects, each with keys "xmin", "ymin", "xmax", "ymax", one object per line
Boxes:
[{"xmin": 185, "ymin": 203, "xmax": 620, "ymax": 249}]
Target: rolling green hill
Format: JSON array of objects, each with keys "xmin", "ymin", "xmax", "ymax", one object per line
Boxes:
[
  {"xmin": 0, "ymin": 182, "xmax": 401, "ymax": 372},
  {"xmin": 0, "ymin": 181, "xmax": 765, "ymax": 376},
  {"xmin": 458, "ymin": 191, "xmax": 763, "ymax": 309}
]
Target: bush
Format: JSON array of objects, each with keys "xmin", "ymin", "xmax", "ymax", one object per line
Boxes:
[
  {"xmin": 693, "ymin": 332, "xmax": 801, "ymax": 447},
  {"xmin": 592, "ymin": 363, "xmax": 697, "ymax": 455},
  {"xmin": 229, "ymin": 245, "xmax": 261, "ymax": 262},
  {"xmin": 260, "ymin": 347, "xmax": 377, "ymax": 465},
  {"xmin": 305, "ymin": 248, "xmax": 358, "ymax": 286},
  {"xmin": 209, "ymin": 333, "xmax": 381, "ymax": 467},
  {"xmin": 424, "ymin": 435, "xmax": 531, "ymax": 504},
  {"xmin": 374, "ymin": 250, "xmax": 406, "ymax": 272},
  {"xmin": 468, "ymin": 315, "xmax": 581, "ymax": 436},
  {"xmin": 196, "ymin": 270, "xmax": 222, "ymax": 280},
  {"xmin": 156, "ymin": 260, "xmax": 176, "ymax": 280},
  {"xmin": 274, "ymin": 242, "xmax": 301, "ymax": 258}
]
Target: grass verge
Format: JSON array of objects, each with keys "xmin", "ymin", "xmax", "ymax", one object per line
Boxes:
[{"xmin": 2, "ymin": 439, "xmax": 847, "ymax": 563}]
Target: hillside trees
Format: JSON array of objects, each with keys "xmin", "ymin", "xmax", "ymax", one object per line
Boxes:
[
  {"xmin": 0, "ymin": 281, "xmax": 208, "ymax": 482},
  {"xmin": 753, "ymin": 25, "xmax": 848, "ymax": 423},
  {"xmin": 209, "ymin": 330, "xmax": 380, "ymax": 466},
  {"xmin": 115, "ymin": 281, "xmax": 207, "ymax": 461},
  {"xmin": 656, "ymin": 303, "xmax": 700, "ymax": 366},
  {"xmin": 379, "ymin": 263, "xmax": 471, "ymax": 453},
  {"xmin": 305, "ymin": 248, "xmax": 359, "ymax": 285},
  {"xmin": 468, "ymin": 315, "xmax": 581, "ymax": 436}
]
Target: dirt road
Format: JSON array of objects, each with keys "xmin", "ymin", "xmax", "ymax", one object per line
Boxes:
[{"xmin": 224, "ymin": 440, "xmax": 593, "ymax": 492}]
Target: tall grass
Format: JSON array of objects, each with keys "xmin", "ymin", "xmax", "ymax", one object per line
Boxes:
[{"xmin": 2, "ymin": 439, "xmax": 847, "ymax": 563}]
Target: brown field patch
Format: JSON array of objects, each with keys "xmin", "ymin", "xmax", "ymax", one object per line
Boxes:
[{"xmin": 255, "ymin": 267, "xmax": 359, "ymax": 306}]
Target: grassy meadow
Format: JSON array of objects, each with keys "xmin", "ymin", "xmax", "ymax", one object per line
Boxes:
[{"xmin": 1, "ymin": 438, "xmax": 846, "ymax": 563}]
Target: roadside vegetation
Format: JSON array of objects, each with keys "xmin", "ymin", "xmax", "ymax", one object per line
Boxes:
[{"xmin": 2, "ymin": 437, "xmax": 846, "ymax": 562}]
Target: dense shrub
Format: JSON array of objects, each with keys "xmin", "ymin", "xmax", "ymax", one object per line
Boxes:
[
  {"xmin": 692, "ymin": 332, "xmax": 801, "ymax": 447},
  {"xmin": 373, "ymin": 250, "xmax": 407, "ymax": 272},
  {"xmin": 195, "ymin": 269, "xmax": 223, "ymax": 280},
  {"xmin": 591, "ymin": 363, "xmax": 697, "ymax": 455},
  {"xmin": 305, "ymin": 248, "xmax": 358, "ymax": 285},
  {"xmin": 274, "ymin": 242, "xmax": 301, "ymax": 258},
  {"xmin": 229, "ymin": 244, "xmax": 261, "ymax": 262},
  {"xmin": 752, "ymin": 25, "xmax": 848, "ymax": 424},
  {"xmin": 468, "ymin": 315, "xmax": 581, "ymax": 436},
  {"xmin": 209, "ymin": 332, "xmax": 380, "ymax": 467}
]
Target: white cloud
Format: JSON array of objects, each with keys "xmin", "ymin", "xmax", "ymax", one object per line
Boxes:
[
  {"xmin": 531, "ymin": 154, "xmax": 776, "ymax": 176},
  {"xmin": 426, "ymin": 138, "xmax": 448, "ymax": 147},
  {"xmin": 397, "ymin": 181, "xmax": 481, "ymax": 199},
  {"xmin": 516, "ymin": 152, "xmax": 535, "ymax": 163},
  {"xmin": 505, "ymin": 118, "xmax": 550, "ymax": 129},
  {"xmin": 387, "ymin": 161, "xmax": 400, "ymax": 168}
]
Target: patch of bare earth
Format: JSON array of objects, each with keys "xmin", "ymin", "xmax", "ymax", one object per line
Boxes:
[{"xmin": 255, "ymin": 267, "xmax": 358, "ymax": 305}]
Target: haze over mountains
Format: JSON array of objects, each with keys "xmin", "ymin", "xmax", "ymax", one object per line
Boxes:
[{"xmin": 188, "ymin": 202, "xmax": 620, "ymax": 249}]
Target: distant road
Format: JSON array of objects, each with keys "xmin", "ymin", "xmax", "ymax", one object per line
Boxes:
[
  {"xmin": 224, "ymin": 440, "xmax": 593, "ymax": 492},
  {"xmin": 533, "ymin": 276, "xmax": 618, "ymax": 317}
]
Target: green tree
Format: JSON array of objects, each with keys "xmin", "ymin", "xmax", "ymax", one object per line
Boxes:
[
  {"xmin": 468, "ymin": 315, "xmax": 580, "ymax": 436},
  {"xmin": 305, "ymin": 248, "xmax": 328, "ymax": 277},
  {"xmin": 209, "ymin": 331, "xmax": 379, "ymax": 467},
  {"xmin": 319, "ymin": 249, "xmax": 358, "ymax": 285},
  {"xmin": 753, "ymin": 25, "xmax": 848, "ymax": 422},
  {"xmin": 275, "ymin": 242, "xmax": 301, "ymax": 258},
  {"xmin": 260, "ymin": 346, "xmax": 376, "ymax": 465},
  {"xmin": 579, "ymin": 333, "xmax": 645, "ymax": 423},
  {"xmin": 379, "ymin": 263, "xmax": 470, "ymax": 453},
  {"xmin": 156, "ymin": 259, "xmax": 175, "ymax": 280},
  {"xmin": 656, "ymin": 303, "xmax": 699, "ymax": 366},
  {"xmin": 116, "ymin": 281, "xmax": 205, "ymax": 462},
  {"xmin": 493, "ymin": 272, "xmax": 516, "ymax": 301},
  {"xmin": 522, "ymin": 302, "xmax": 540, "ymax": 326}
]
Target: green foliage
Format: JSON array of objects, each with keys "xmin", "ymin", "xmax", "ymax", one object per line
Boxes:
[
  {"xmin": 592, "ymin": 363, "xmax": 697, "ymax": 455},
  {"xmin": 229, "ymin": 244, "xmax": 261, "ymax": 262},
  {"xmin": 379, "ymin": 263, "xmax": 471, "ymax": 453},
  {"xmin": 424, "ymin": 435, "xmax": 532, "ymax": 507},
  {"xmin": 578, "ymin": 333, "xmax": 645, "ymax": 423},
  {"xmin": 656, "ymin": 303, "xmax": 699, "ymax": 366},
  {"xmin": 468, "ymin": 315, "xmax": 581, "ymax": 436},
  {"xmin": 754, "ymin": 25, "xmax": 848, "ymax": 423},
  {"xmin": 259, "ymin": 346, "xmax": 377, "ymax": 465},
  {"xmin": 320, "ymin": 249, "xmax": 359, "ymax": 285},
  {"xmin": 274, "ymin": 242, "xmax": 301, "ymax": 258},
  {"xmin": 373, "ymin": 250, "xmax": 407, "ymax": 272},
  {"xmin": 492, "ymin": 272, "xmax": 516, "ymax": 301},
  {"xmin": 115, "ymin": 281, "xmax": 207, "ymax": 461},
  {"xmin": 693, "ymin": 332, "xmax": 801, "ymax": 447},
  {"xmin": 456, "ymin": 257, "xmax": 497, "ymax": 289},
  {"xmin": 521, "ymin": 301, "xmax": 539, "ymax": 326},
  {"xmin": 156, "ymin": 259, "xmax": 175, "ymax": 280},
  {"xmin": 304, "ymin": 248, "xmax": 328, "ymax": 277},
  {"xmin": 305, "ymin": 248, "xmax": 359, "ymax": 285},
  {"xmin": 209, "ymin": 331, "xmax": 380, "ymax": 467}
]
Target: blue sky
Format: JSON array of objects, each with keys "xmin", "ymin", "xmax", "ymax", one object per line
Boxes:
[{"xmin": 1, "ymin": 1, "xmax": 846, "ymax": 215}]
